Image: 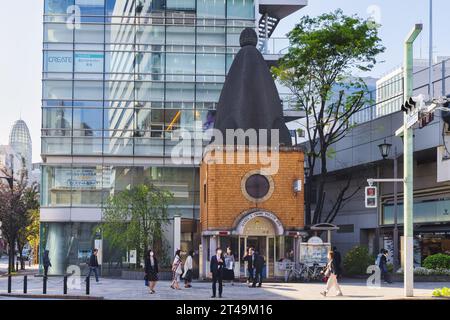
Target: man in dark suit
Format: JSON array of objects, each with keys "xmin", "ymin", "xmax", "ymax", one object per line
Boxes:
[
  {"xmin": 252, "ymin": 251, "xmax": 265, "ymax": 288},
  {"xmin": 210, "ymin": 247, "xmax": 224, "ymax": 298}
]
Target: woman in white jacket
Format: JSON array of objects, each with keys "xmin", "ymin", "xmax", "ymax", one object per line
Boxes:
[
  {"xmin": 183, "ymin": 250, "xmax": 194, "ymax": 288},
  {"xmin": 170, "ymin": 250, "xmax": 183, "ymax": 290}
]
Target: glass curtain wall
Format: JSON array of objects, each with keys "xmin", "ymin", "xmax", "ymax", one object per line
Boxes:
[{"xmin": 43, "ymin": 0, "xmax": 255, "ymax": 157}]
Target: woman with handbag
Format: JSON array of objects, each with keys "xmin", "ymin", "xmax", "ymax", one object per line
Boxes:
[
  {"xmin": 171, "ymin": 249, "xmax": 183, "ymax": 290},
  {"xmin": 144, "ymin": 249, "xmax": 159, "ymax": 294},
  {"xmin": 320, "ymin": 251, "xmax": 343, "ymax": 297},
  {"xmin": 183, "ymin": 250, "xmax": 194, "ymax": 288}
]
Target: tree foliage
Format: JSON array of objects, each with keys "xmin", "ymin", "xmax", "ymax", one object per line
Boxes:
[
  {"xmin": 101, "ymin": 184, "xmax": 173, "ymax": 266},
  {"xmin": 343, "ymin": 246, "xmax": 374, "ymax": 275},
  {"xmin": 0, "ymin": 161, "xmax": 39, "ymax": 272},
  {"xmin": 272, "ymin": 10, "xmax": 385, "ymax": 224}
]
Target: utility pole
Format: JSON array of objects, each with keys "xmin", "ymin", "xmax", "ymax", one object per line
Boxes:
[
  {"xmin": 403, "ymin": 24, "xmax": 423, "ymax": 297},
  {"xmin": 428, "ymin": 0, "xmax": 433, "ymax": 97}
]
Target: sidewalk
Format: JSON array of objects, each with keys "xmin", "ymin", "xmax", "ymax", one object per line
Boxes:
[
  {"xmin": 0, "ymin": 276, "xmax": 444, "ymax": 300},
  {"xmin": 0, "ymin": 256, "xmax": 39, "ymax": 277}
]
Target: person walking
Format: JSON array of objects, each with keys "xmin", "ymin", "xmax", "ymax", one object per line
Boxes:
[
  {"xmin": 251, "ymin": 251, "xmax": 265, "ymax": 288},
  {"xmin": 170, "ymin": 250, "xmax": 183, "ymax": 290},
  {"xmin": 333, "ymin": 246, "xmax": 342, "ymax": 279},
  {"xmin": 243, "ymin": 247, "xmax": 255, "ymax": 284},
  {"xmin": 379, "ymin": 249, "xmax": 392, "ymax": 284},
  {"xmin": 43, "ymin": 250, "xmax": 52, "ymax": 277},
  {"xmin": 210, "ymin": 247, "xmax": 224, "ymax": 298},
  {"xmin": 183, "ymin": 250, "xmax": 194, "ymax": 288},
  {"xmin": 320, "ymin": 251, "xmax": 343, "ymax": 297},
  {"xmin": 223, "ymin": 247, "xmax": 235, "ymax": 286},
  {"xmin": 87, "ymin": 248, "xmax": 100, "ymax": 283},
  {"xmin": 144, "ymin": 249, "xmax": 159, "ymax": 294}
]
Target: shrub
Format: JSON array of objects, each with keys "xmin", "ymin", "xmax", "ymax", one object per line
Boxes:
[
  {"xmin": 432, "ymin": 287, "xmax": 450, "ymax": 297},
  {"xmin": 423, "ymin": 254, "xmax": 450, "ymax": 270},
  {"xmin": 343, "ymin": 246, "xmax": 374, "ymax": 275}
]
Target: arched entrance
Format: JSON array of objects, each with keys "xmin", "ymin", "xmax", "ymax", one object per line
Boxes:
[{"xmin": 234, "ymin": 210, "xmax": 284, "ymax": 279}]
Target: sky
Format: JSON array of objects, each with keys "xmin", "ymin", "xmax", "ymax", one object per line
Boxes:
[{"xmin": 0, "ymin": 0, "xmax": 449, "ymax": 163}]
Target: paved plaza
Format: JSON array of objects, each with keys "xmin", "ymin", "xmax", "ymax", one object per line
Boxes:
[{"xmin": 0, "ymin": 275, "xmax": 445, "ymax": 300}]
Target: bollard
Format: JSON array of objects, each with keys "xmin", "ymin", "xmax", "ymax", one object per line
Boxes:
[
  {"xmin": 7, "ymin": 275, "xmax": 12, "ymax": 293},
  {"xmin": 85, "ymin": 276, "xmax": 90, "ymax": 295},
  {"xmin": 23, "ymin": 276, "xmax": 27, "ymax": 294},
  {"xmin": 43, "ymin": 276, "xmax": 47, "ymax": 294},
  {"xmin": 63, "ymin": 275, "xmax": 68, "ymax": 295}
]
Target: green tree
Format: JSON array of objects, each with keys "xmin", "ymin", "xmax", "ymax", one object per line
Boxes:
[
  {"xmin": 272, "ymin": 10, "xmax": 385, "ymax": 225},
  {"xmin": 101, "ymin": 184, "xmax": 173, "ymax": 268},
  {"xmin": 0, "ymin": 159, "xmax": 38, "ymax": 273},
  {"xmin": 17, "ymin": 182, "xmax": 39, "ymax": 269}
]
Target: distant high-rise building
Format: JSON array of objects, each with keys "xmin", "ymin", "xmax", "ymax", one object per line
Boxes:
[{"xmin": 9, "ymin": 119, "xmax": 32, "ymax": 174}]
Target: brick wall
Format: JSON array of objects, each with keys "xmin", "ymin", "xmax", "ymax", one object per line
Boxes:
[{"xmin": 200, "ymin": 149, "xmax": 305, "ymax": 232}]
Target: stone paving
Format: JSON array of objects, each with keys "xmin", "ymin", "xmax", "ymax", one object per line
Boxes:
[{"xmin": 0, "ymin": 276, "xmax": 446, "ymax": 300}]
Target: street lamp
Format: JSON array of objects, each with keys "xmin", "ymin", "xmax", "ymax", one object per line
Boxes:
[
  {"xmin": 378, "ymin": 139, "xmax": 400, "ymax": 273},
  {"xmin": 304, "ymin": 162, "xmax": 311, "ymax": 226},
  {"xmin": 378, "ymin": 139, "xmax": 392, "ymax": 160}
]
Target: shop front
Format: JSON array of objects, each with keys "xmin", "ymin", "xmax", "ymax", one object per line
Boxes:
[{"xmin": 201, "ymin": 209, "xmax": 304, "ymax": 279}]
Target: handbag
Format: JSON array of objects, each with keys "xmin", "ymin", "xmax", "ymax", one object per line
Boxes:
[{"xmin": 324, "ymin": 266, "xmax": 331, "ymax": 278}]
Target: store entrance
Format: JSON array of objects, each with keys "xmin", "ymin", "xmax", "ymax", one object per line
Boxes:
[{"xmin": 238, "ymin": 235, "xmax": 276, "ymax": 279}]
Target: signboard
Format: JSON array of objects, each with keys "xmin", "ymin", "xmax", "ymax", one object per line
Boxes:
[
  {"xmin": 54, "ymin": 168, "xmax": 102, "ymax": 189},
  {"xmin": 46, "ymin": 52, "xmax": 73, "ymax": 72},
  {"xmin": 94, "ymin": 239, "xmax": 103, "ymax": 265},
  {"xmin": 406, "ymin": 110, "xmax": 419, "ymax": 129},
  {"xmin": 46, "ymin": 52, "xmax": 104, "ymax": 73},
  {"xmin": 129, "ymin": 250, "xmax": 137, "ymax": 264},
  {"xmin": 299, "ymin": 242, "xmax": 330, "ymax": 266},
  {"xmin": 75, "ymin": 53, "xmax": 104, "ymax": 73}
]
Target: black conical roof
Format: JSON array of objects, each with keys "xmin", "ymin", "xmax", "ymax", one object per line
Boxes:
[{"xmin": 213, "ymin": 28, "xmax": 292, "ymax": 147}]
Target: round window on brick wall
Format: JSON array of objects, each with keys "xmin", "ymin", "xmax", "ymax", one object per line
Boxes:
[{"xmin": 245, "ymin": 174, "xmax": 270, "ymax": 200}]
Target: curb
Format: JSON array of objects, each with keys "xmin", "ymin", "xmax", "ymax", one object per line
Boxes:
[{"xmin": 0, "ymin": 293, "xmax": 104, "ymax": 300}]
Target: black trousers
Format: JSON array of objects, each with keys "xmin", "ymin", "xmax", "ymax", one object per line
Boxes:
[
  {"xmin": 44, "ymin": 266, "xmax": 49, "ymax": 277},
  {"xmin": 252, "ymin": 269, "xmax": 263, "ymax": 287},
  {"xmin": 212, "ymin": 272, "xmax": 223, "ymax": 297},
  {"xmin": 247, "ymin": 268, "xmax": 254, "ymax": 282}
]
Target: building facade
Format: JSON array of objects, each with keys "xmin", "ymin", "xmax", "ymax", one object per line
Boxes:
[
  {"xmin": 200, "ymin": 148, "xmax": 305, "ymax": 279},
  {"xmin": 41, "ymin": 0, "xmax": 306, "ymax": 274},
  {"xmin": 316, "ymin": 58, "xmax": 450, "ymax": 266}
]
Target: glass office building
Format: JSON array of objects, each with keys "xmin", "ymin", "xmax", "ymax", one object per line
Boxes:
[{"xmin": 41, "ymin": 0, "xmax": 256, "ymax": 274}]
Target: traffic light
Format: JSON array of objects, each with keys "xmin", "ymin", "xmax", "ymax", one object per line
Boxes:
[
  {"xmin": 442, "ymin": 94, "xmax": 450, "ymax": 127},
  {"xmin": 419, "ymin": 112, "xmax": 434, "ymax": 128},
  {"xmin": 365, "ymin": 186, "xmax": 377, "ymax": 208},
  {"xmin": 401, "ymin": 97, "xmax": 417, "ymax": 114}
]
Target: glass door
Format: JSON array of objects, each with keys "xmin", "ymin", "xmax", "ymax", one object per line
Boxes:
[
  {"xmin": 239, "ymin": 236, "xmax": 247, "ymax": 279},
  {"xmin": 267, "ymin": 236, "xmax": 275, "ymax": 278}
]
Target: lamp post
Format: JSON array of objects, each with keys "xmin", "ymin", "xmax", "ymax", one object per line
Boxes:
[
  {"xmin": 378, "ymin": 139, "xmax": 399, "ymax": 272},
  {"xmin": 304, "ymin": 162, "xmax": 311, "ymax": 226}
]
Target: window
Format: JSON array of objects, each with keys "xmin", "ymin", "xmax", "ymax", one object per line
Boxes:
[
  {"xmin": 245, "ymin": 174, "xmax": 270, "ymax": 200},
  {"xmin": 337, "ymin": 224, "xmax": 354, "ymax": 233},
  {"xmin": 45, "ymin": 0, "xmax": 74, "ymax": 14},
  {"xmin": 45, "ymin": 23, "xmax": 74, "ymax": 43},
  {"xmin": 42, "ymin": 108, "xmax": 72, "ymax": 136},
  {"xmin": 197, "ymin": 0, "xmax": 225, "ymax": 18},
  {"xmin": 227, "ymin": 0, "xmax": 254, "ymax": 19},
  {"xmin": 45, "ymin": 51, "xmax": 73, "ymax": 73}
]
